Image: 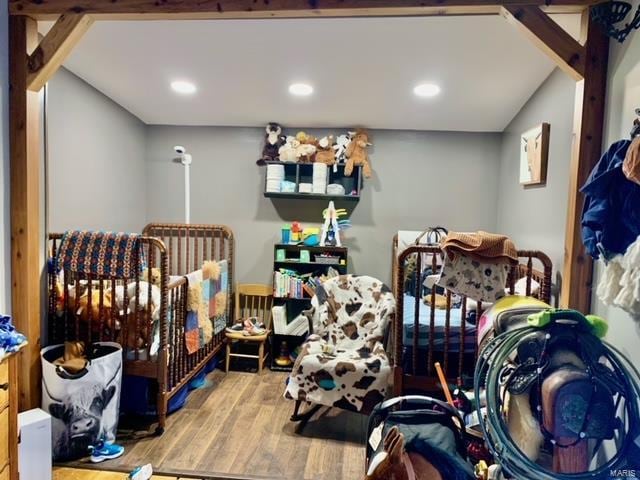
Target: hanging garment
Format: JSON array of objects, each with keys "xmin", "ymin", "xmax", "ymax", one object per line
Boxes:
[
  {"xmin": 596, "ymin": 235, "xmax": 640, "ymax": 319},
  {"xmin": 623, "ymin": 136, "xmax": 640, "ymax": 185},
  {"xmin": 581, "ymin": 140, "xmax": 640, "ymax": 259},
  {"xmin": 436, "ymin": 251, "xmax": 510, "ymax": 303}
]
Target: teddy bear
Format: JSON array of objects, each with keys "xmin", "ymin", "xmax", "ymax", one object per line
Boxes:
[
  {"xmin": 315, "ymin": 135, "xmax": 336, "ymax": 165},
  {"xmin": 333, "ymin": 132, "xmax": 354, "ymax": 164},
  {"xmin": 278, "ymin": 136, "xmax": 299, "ymax": 163},
  {"xmin": 344, "ymin": 129, "xmax": 372, "ymax": 178},
  {"xmin": 257, "ymin": 122, "xmax": 285, "ymax": 165},
  {"xmin": 141, "ymin": 267, "xmax": 161, "ymax": 286},
  {"xmin": 295, "ymin": 131, "xmax": 317, "ymax": 163}
]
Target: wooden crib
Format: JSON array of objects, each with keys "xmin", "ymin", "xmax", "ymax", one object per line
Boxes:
[
  {"xmin": 47, "ymin": 223, "xmax": 234, "ymax": 433},
  {"xmin": 391, "ymin": 235, "xmax": 552, "ymax": 395}
]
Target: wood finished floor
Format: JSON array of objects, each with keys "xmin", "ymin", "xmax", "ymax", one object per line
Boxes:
[
  {"xmin": 54, "ymin": 467, "xmax": 178, "ymax": 479},
  {"xmin": 63, "ymin": 370, "xmax": 367, "ymax": 480}
]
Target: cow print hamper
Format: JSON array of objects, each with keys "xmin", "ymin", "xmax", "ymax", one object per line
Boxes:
[{"xmin": 41, "ymin": 342, "xmax": 122, "ymax": 461}]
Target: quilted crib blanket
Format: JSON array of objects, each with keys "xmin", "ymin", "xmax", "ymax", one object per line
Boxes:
[
  {"xmin": 185, "ymin": 260, "xmax": 229, "ymax": 354},
  {"xmin": 284, "ymin": 275, "xmax": 395, "ymax": 413}
]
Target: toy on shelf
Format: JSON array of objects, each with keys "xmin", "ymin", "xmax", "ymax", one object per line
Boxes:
[
  {"xmin": 345, "ymin": 129, "xmax": 373, "ymax": 178},
  {"xmin": 315, "ymin": 135, "xmax": 336, "ymax": 166},
  {"xmin": 257, "ymin": 122, "xmax": 285, "ymax": 165},
  {"xmin": 291, "ymin": 221, "xmax": 303, "ymax": 242},
  {"xmin": 333, "ymin": 132, "xmax": 354, "ymax": 169},
  {"xmin": 295, "ymin": 131, "xmax": 317, "ymax": 163},
  {"xmin": 320, "ymin": 201, "xmax": 352, "ymax": 247},
  {"xmin": 278, "ymin": 136, "xmax": 299, "ymax": 163},
  {"xmin": 302, "ymin": 227, "xmax": 320, "ymax": 246}
]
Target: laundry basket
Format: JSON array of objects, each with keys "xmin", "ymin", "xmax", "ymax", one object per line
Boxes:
[{"xmin": 41, "ymin": 342, "xmax": 122, "ymax": 461}]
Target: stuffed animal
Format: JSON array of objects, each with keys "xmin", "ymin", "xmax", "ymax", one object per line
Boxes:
[
  {"xmin": 315, "ymin": 135, "xmax": 336, "ymax": 165},
  {"xmin": 257, "ymin": 122, "xmax": 285, "ymax": 165},
  {"xmin": 278, "ymin": 136, "xmax": 299, "ymax": 163},
  {"xmin": 75, "ymin": 290, "xmax": 116, "ymax": 338},
  {"xmin": 141, "ymin": 267, "xmax": 161, "ymax": 286},
  {"xmin": 333, "ymin": 132, "xmax": 354, "ymax": 164},
  {"xmin": 202, "ymin": 260, "xmax": 221, "ymax": 281},
  {"xmin": 344, "ymin": 129, "xmax": 372, "ymax": 178},
  {"xmin": 295, "ymin": 131, "xmax": 317, "ymax": 145},
  {"xmin": 295, "ymin": 131, "xmax": 317, "ymax": 163}
]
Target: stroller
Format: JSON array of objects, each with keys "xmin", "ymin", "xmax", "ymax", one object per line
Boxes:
[{"xmin": 366, "ymin": 395, "xmax": 475, "ymax": 480}]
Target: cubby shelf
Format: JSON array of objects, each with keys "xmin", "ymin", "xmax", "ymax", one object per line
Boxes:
[{"xmin": 263, "ymin": 161, "xmax": 363, "ymax": 201}]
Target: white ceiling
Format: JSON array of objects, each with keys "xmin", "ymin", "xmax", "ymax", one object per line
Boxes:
[{"xmin": 44, "ymin": 14, "xmax": 581, "ymax": 132}]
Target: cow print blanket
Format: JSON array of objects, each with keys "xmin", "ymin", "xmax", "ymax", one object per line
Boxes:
[{"xmin": 284, "ymin": 275, "xmax": 395, "ymax": 413}]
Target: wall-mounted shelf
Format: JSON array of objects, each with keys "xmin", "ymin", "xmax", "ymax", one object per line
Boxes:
[
  {"xmin": 264, "ymin": 192, "xmax": 360, "ymax": 201},
  {"xmin": 263, "ymin": 162, "xmax": 363, "ymax": 201}
]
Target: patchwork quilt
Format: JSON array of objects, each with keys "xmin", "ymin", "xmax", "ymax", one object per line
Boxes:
[
  {"xmin": 284, "ymin": 275, "xmax": 395, "ymax": 413},
  {"xmin": 185, "ymin": 260, "xmax": 229, "ymax": 354}
]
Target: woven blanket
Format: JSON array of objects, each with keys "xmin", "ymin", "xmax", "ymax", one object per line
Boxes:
[
  {"xmin": 57, "ymin": 231, "xmax": 141, "ymax": 278},
  {"xmin": 441, "ymin": 231, "xmax": 517, "ymax": 262},
  {"xmin": 185, "ymin": 260, "xmax": 229, "ymax": 354}
]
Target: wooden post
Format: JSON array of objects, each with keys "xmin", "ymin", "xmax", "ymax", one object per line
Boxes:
[
  {"xmin": 561, "ymin": 12, "xmax": 608, "ymax": 312},
  {"xmin": 9, "ymin": 15, "xmax": 42, "ymax": 410}
]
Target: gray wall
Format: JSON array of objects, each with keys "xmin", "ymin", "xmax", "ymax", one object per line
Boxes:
[
  {"xmin": 0, "ymin": 0, "xmax": 10, "ymax": 314},
  {"xmin": 496, "ymin": 68, "xmax": 575, "ymax": 273},
  {"xmin": 145, "ymin": 126, "xmax": 502, "ymax": 284},
  {"xmin": 593, "ymin": 8, "xmax": 640, "ymax": 366},
  {"xmin": 47, "ymin": 68, "xmax": 147, "ymax": 233}
]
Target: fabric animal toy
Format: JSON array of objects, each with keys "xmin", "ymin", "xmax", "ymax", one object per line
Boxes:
[
  {"xmin": 257, "ymin": 122, "xmax": 285, "ymax": 165},
  {"xmin": 141, "ymin": 267, "xmax": 161, "ymax": 286},
  {"xmin": 315, "ymin": 136, "xmax": 336, "ymax": 165},
  {"xmin": 278, "ymin": 136, "xmax": 299, "ymax": 163},
  {"xmin": 202, "ymin": 260, "xmax": 221, "ymax": 281},
  {"xmin": 333, "ymin": 132, "xmax": 354, "ymax": 164},
  {"xmin": 295, "ymin": 131, "xmax": 317, "ymax": 163},
  {"xmin": 345, "ymin": 129, "xmax": 372, "ymax": 178}
]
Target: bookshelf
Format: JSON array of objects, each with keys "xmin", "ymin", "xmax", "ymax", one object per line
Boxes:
[{"xmin": 270, "ymin": 243, "xmax": 348, "ymax": 372}]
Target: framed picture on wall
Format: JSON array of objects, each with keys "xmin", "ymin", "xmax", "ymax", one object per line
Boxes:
[{"xmin": 519, "ymin": 122, "xmax": 550, "ymax": 187}]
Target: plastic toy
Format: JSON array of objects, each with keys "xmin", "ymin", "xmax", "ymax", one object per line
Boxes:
[
  {"xmin": 320, "ymin": 201, "xmax": 352, "ymax": 247},
  {"xmin": 291, "ymin": 222, "xmax": 303, "ymax": 242},
  {"xmin": 302, "ymin": 227, "xmax": 320, "ymax": 246}
]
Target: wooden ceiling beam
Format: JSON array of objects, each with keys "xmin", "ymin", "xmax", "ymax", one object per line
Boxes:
[
  {"xmin": 26, "ymin": 13, "xmax": 94, "ymax": 92},
  {"xmin": 8, "ymin": 0, "xmax": 597, "ymax": 20},
  {"xmin": 501, "ymin": 5, "xmax": 586, "ymax": 80}
]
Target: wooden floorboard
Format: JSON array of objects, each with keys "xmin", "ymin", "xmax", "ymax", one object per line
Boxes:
[
  {"xmin": 53, "ymin": 467, "xmax": 178, "ymax": 479},
  {"xmin": 60, "ymin": 370, "xmax": 366, "ymax": 480}
]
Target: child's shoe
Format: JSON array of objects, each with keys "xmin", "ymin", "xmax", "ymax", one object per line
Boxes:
[
  {"xmin": 89, "ymin": 439, "xmax": 124, "ymax": 463},
  {"xmin": 128, "ymin": 463, "xmax": 153, "ymax": 480}
]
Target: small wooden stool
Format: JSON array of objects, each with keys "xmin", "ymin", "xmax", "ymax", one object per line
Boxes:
[{"xmin": 225, "ymin": 284, "xmax": 273, "ymax": 374}]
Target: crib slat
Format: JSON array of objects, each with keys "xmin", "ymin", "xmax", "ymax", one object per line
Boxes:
[
  {"xmin": 98, "ymin": 278, "xmax": 104, "ymax": 343},
  {"xmin": 444, "ymin": 290, "xmax": 451, "ymax": 375},
  {"xmin": 74, "ymin": 277, "xmax": 80, "ymax": 340},
  {"xmin": 458, "ymin": 295, "xmax": 467, "ymax": 386},
  {"xmin": 412, "ymin": 254, "xmax": 421, "ymax": 376},
  {"xmin": 428, "ymin": 253, "xmax": 437, "ymax": 377}
]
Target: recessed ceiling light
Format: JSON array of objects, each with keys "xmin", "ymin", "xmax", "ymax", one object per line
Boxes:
[
  {"xmin": 413, "ymin": 83, "xmax": 441, "ymax": 98},
  {"xmin": 289, "ymin": 83, "xmax": 313, "ymax": 96},
  {"xmin": 171, "ymin": 80, "xmax": 197, "ymax": 95}
]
